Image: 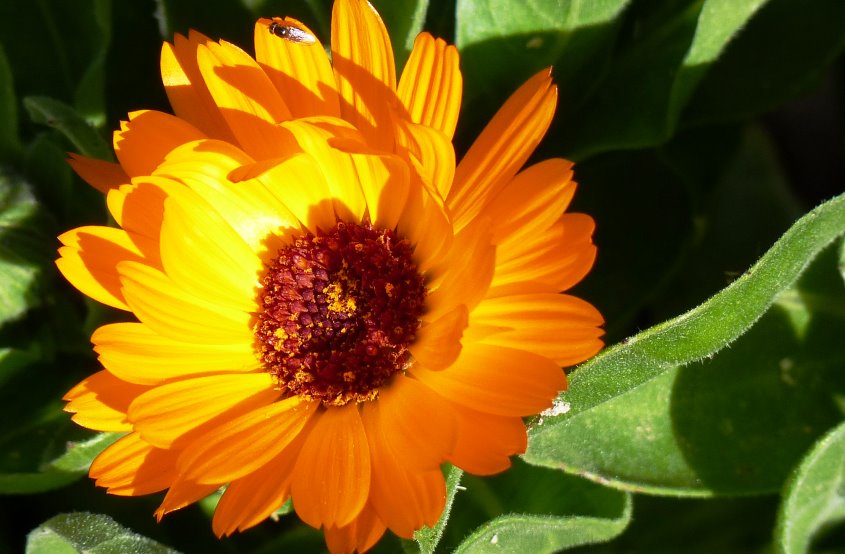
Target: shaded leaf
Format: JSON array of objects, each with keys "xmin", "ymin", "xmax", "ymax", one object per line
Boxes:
[
  {"xmin": 26, "ymin": 512, "xmax": 179, "ymax": 554},
  {"xmin": 23, "ymin": 97, "xmax": 112, "ymax": 161},
  {"xmin": 776, "ymin": 420, "xmax": 845, "ymax": 553},
  {"xmin": 73, "ymin": 0, "xmax": 112, "ymax": 127},
  {"xmin": 563, "ymin": 0, "xmax": 769, "ymax": 159},
  {"xmin": 0, "ymin": 167, "xmax": 56, "ymax": 325},
  {"xmin": 525, "ymin": 192, "xmax": 845, "ymax": 488},
  {"xmin": 0, "ymin": 45, "xmax": 20, "ymax": 163},
  {"xmin": 684, "ymin": 0, "xmax": 845, "ymax": 126}
]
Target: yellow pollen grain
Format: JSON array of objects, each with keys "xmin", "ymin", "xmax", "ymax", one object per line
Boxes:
[
  {"xmin": 342, "ymin": 370, "xmax": 355, "ymax": 382},
  {"xmin": 323, "ymin": 282, "xmax": 358, "ymax": 315},
  {"xmin": 384, "ymin": 283, "xmax": 394, "ymax": 297}
]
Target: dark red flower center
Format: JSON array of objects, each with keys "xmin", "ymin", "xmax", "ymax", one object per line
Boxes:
[{"xmin": 255, "ymin": 221, "xmax": 426, "ymax": 406}]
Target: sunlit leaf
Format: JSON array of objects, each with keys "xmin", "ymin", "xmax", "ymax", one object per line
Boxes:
[
  {"xmin": 776, "ymin": 420, "xmax": 845, "ymax": 553},
  {"xmin": 26, "ymin": 512, "xmax": 179, "ymax": 554},
  {"xmin": 525, "ymin": 192, "xmax": 845, "ymax": 490}
]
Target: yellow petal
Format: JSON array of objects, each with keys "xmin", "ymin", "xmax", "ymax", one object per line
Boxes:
[
  {"xmin": 89, "ymin": 432, "xmax": 178, "ymax": 495},
  {"xmin": 113, "ymin": 110, "xmax": 206, "ymax": 178},
  {"xmin": 394, "ymin": 121, "xmax": 455, "ymax": 200},
  {"xmin": 56, "ymin": 226, "xmax": 149, "ymax": 311},
  {"xmin": 118, "ymin": 261, "xmax": 253, "ymax": 345},
  {"xmin": 292, "ymin": 404, "xmax": 371, "ymax": 528},
  {"xmin": 67, "ymin": 154, "xmax": 129, "ymax": 193},
  {"xmin": 64, "ymin": 370, "xmax": 148, "ymax": 432},
  {"xmin": 410, "ymin": 305, "xmax": 468, "ymax": 370},
  {"xmin": 397, "ymin": 32, "xmax": 462, "ymax": 139},
  {"xmin": 411, "ymin": 342, "xmax": 566, "ymax": 417},
  {"xmin": 254, "ymin": 17, "xmax": 341, "ymax": 118},
  {"xmin": 446, "ymin": 404, "xmax": 527, "ymax": 475},
  {"xmin": 158, "ymin": 180, "xmax": 262, "ymax": 312},
  {"xmin": 93, "ymin": 322, "xmax": 260, "ymax": 385},
  {"xmin": 128, "ymin": 372, "xmax": 277, "ymax": 448},
  {"xmin": 196, "ymin": 40, "xmax": 293, "ymax": 159},
  {"xmin": 177, "ymin": 396, "xmax": 317, "ymax": 484},
  {"xmin": 161, "ymin": 32, "xmax": 236, "ymax": 142},
  {"xmin": 106, "ymin": 179, "xmax": 167, "ymax": 243},
  {"xmin": 155, "ymin": 139, "xmax": 300, "ymax": 251},
  {"xmin": 448, "ymin": 68, "xmax": 557, "ymax": 232},
  {"xmin": 331, "ymin": 0, "xmax": 397, "ymax": 151}
]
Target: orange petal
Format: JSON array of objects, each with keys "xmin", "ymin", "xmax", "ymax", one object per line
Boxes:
[
  {"xmin": 118, "ymin": 261, "xmax": 253, "ymax": 345},
  {"xmin": 397, "ymin": 33, "xmax": 462, "ymax": 139},
  {"xmin": 113, "ymin": 110, "xmax": 206, "ymax": 178},
  {"xmin": 411, "ymin": 342, "xmax": 566, "ymax": 417},
  {"xmin": 196, "ymin": 40, "xmax": 293, "ymax": 159},
  {"xmin": 448, "ymin": 68, "xmax": 557, "ymax": 232},
  {"xmin": 425, "ymin": 223, "xmax": 495, "ymax": 321},
  {"xmin": 485, "ymin": 159, "xmax": 575, "ymax": 244},
  {"xmin": 156, "ymin": 478, "xmax": 221, "ymax": 519},
  {"xmin": 254, "ymin": 18, "xmax": 341, "ymax": 118},
  {"xmin": 446, "ymin": 404, "xmax": 527, "ymax": 475},
  {"xmin": 362, "ymin": 375, "xmax": 457, "ymax": 471},
  {"xmin": 323, "ymin": 503, "xmax": 386, "ymax": 554},
  {"xmin": 128, "ymin": 372, "xmax": 278, "ymax": 449},
  {"xmin": 471, "ymin": 294, "xmax": 604, "ymax": 366},
  {"xmin": 161, "ymin": 32, "xmax": 236, "ymax": 142},
  {"xmin": 212, "ymin": 434, "xmax": 304, "ymax": 536},
  {"xmin": 367, "ymin": 442, "xmax": 445, "ymax": 538},
  {"xmin": 292, "ymin": 404, "xmax": 371, "ymax": 529},
  {"xmin": 177, "ymin": 397, "xmax": 317, "ymax": 484},
  {"xmin": 331, "ymin": 0, "xmax": 397, "ymax": 151},
  {"xmin": 490, "ymin": 213, "xmax": 597, "ymax": 296},
  {"xmin": 93, "ymin": 322, "xmax": 261, "ymax": 385},
  {"xmin": 394, "ymin": 121, "xmax": 455, "ymax": 200},
  {"xmin": 89, "ymin": 432, "xmax": 178, "ymax": 495},
  {"xmin": 67, "ymin": 154, "xmax": 129, "ymax": 193},
  {"xmin": 410, "ymin": 305, "xmax": 468, "ymax": 371},
  {"xmin": 64, "ymin": 370, "xmax": 148, "ymax": 432},
  {"xmin": 56, "ymin": 225, "xmax": 148, "ymax": 311}
]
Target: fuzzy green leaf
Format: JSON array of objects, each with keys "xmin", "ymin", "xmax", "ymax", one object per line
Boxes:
[
  {"xmin": 26, "ymin": 512, "xmax": 179, "ymax": 554},
  {"xmin": 525, "ymin": 192, "xmax": 845, "ymax": 490},
  {"xmin": 408, "ymin": 464, "xmax": 464, "ymax": 554},
  {"xmin": 776, "ymin": 420, "xmax": 845, "ymax": 553}
]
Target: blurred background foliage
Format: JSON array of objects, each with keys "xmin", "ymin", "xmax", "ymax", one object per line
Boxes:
[{"xmin": 0, "ymin": 0, "xmax": 844, "ymax": 552}]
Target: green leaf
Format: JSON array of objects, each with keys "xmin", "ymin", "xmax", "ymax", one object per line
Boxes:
[
  {"xmin": 455, "ymin": 0, "xmax": 631, "ymax": 142},
  {"xmin": 452, "ymin": 485, "xmax": 631, "ymax": 553},
  {"xmin": 153, "ymin": 0, "xmax": 253, "ymax": 46},
  {"xmin": 0, "ymin": 431, "xmax": 121, "ymax": 494},
  {"xmin": 410, "ymin": 464, "xmax": 464, "ymax": 554},
  {"xmin": 0, "ymin": 45, "xmax": 20, "ymax": 163},
  {"xmin": 0, "ymin": 0, "xmax": 113, "ymax": 123},
  {"xmin": 525, "ymin": 192, "xmax": 845, "ymax": 489},
  {"xmin": 26, "ymin": 512, "xmax": 180, "ymax": 554},
  {"xmin": 372, "ymin": 0, "xmax": 429, "ymax": 69},
  {"xmin": 776, "ymin": 420, "xmax": 845, "ymax": 553},
  {"xmin": 563, "ymin": 0, "xmax": 769, "ymax": 159},
  {"xmin": 684, "ymin": 0, "xmax": 845, "ymax": 126},
  {"xmin": 23, "ymin": 96, "xmax": 112, "ymax": 161},
  {"xmin": 0, "ymin": 166, "xmax": 56, "ymax": 325}
]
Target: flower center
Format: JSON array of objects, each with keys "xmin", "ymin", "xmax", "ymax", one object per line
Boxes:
[{"xmin": 255, "ymin": 221, "xmax": 426, "ymax": 406}]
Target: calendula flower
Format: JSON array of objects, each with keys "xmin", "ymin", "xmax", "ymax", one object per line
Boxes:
[{"xmin": 57, "ymin": 0, "xmax": 604, "ymax": 551}]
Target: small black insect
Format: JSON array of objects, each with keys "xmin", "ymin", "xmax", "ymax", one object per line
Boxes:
[{"xmin": 268, "ymin": 21, "xmax": 316, "ymax": 44}]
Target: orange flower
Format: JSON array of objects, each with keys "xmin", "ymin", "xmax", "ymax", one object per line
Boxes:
[{"xmin": 58, "ymin": 0, "xmax": 604, "ymax": 552}]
